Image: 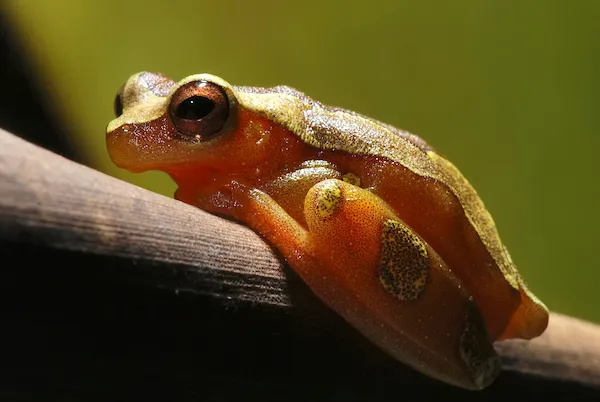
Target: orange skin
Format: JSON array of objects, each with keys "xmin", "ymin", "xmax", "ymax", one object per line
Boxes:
[{"xmin": 107, "ymin": 72, "xmax": 549, "ymax": 390}]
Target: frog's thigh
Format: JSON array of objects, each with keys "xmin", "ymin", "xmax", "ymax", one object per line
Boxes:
[{"xmin": 302, "ymin": 179, "xmax": 500, "ymax": 390}]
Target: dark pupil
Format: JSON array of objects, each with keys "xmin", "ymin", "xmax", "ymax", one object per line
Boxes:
[{"xmin": 176, "ymin": 96, "xmax": 214, "ymax": 120}]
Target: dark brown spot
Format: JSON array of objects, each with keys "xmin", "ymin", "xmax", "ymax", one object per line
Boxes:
[
  {"xmin": 459, "ymin": 300, "xmax": 501, "ymax": 389},
  {"xmin": 378, "ymin": 219, "xmax": 429, "ymax": 301}
]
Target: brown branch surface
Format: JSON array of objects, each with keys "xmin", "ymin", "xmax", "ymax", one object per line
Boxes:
[{"xmin": 1, "ymin": 128, "xmax": 599, "ymax": 401}]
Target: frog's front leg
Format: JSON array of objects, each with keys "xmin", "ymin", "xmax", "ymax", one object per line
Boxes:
[{"xmin": 234, "ymin": 174, "xmax": 500, "ymax": 390}]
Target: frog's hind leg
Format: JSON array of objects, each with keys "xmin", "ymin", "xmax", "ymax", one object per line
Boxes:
[
  {"xmin": 301, "ymin": 178, "xmax": 500, "ymax": 390},
  {"xmin": 231, "ymin": 178, "xmax": 498, "ymax": 389}
]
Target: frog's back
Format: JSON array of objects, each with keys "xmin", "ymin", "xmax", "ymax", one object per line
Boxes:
[
  {"xmin": 235, "ymin": 84, "xmax": 548, "ymax": 341},
  {"xmin": 236, "ymin": 84, "xmax": 435, "ymax": 153}
]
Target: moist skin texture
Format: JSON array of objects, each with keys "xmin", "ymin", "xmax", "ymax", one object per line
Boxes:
[{"xmin": 107, "ymin": 72, "xmax": 549, "ymax": 390}]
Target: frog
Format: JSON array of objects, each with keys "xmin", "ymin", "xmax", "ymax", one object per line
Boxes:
[{"xmin": 106, "ymin": 72, "xmax": 549, "ymax": 390}]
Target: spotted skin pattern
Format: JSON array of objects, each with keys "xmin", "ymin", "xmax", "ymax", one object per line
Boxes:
[
  {"xmin": 314, "ymin": 181, "xmax": 343, "ymax": 218},
  {"xmin": 379, "ymin": 219, "xmax": 429, "ymax": 301},
  {"xmin": 459, "ymin": 302, "xmax": 502, "ymax": 389}
]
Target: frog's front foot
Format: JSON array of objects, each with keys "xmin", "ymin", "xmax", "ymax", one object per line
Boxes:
[{"xmin": 215, "ymin": 179, "xmax": 254, "ymax": 219}]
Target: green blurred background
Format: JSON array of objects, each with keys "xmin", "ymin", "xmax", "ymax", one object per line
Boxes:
[{"xmin": 2, "ymin": 1, "xmax": 598, "ymax": 323}]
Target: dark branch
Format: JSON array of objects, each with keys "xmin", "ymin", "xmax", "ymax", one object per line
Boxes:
[{"xmin": 1, "ymin": 128, "xmax": 598, "ymax": 400}]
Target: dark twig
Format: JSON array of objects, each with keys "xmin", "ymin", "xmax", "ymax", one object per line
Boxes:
[{"xmin": 1, "ymin": 129, "xmax": 598, "ymax": 401}]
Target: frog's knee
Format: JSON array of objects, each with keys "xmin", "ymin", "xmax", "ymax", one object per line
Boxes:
[
  {"xmin": 304, "ymin": 177, "xmax": 386, "ymax": 231},
  {"xmin": 305, "ymin": 179, "xmax": 345, "ymax": 220}
]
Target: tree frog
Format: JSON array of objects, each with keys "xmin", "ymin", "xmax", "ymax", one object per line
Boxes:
[{"xmin": 107, "ymin": 72, "xmax": 549, "ymax": 390}]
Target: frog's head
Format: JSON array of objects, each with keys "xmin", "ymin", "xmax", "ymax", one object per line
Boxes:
[{"xmin": 107, "ymin": 72, "xmax": 304, "ymax": 175}]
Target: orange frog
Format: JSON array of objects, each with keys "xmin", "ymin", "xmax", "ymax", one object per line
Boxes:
[{"xmin": 107, "ymin": 72, "xmax": 548, "ymax": 390}]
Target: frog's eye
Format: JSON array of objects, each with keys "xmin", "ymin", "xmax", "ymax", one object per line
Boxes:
[
  {"xmin": 169, "ymin": 80, "xmax": 230, "ymax": 139},
  {"xmin": 113, "ymin": 84, "xmax": 125, "ymax": 117}
]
